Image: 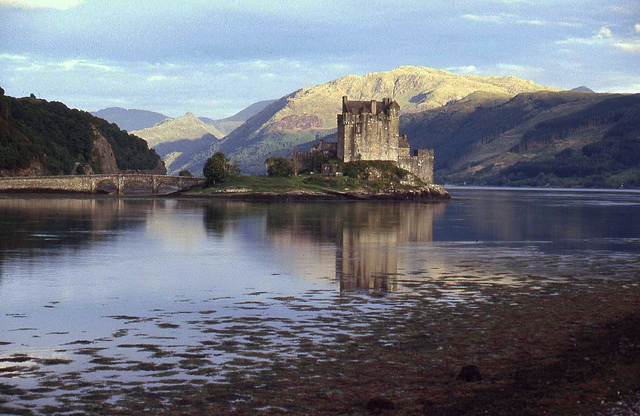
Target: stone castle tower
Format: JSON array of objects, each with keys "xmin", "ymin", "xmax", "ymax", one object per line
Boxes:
[
  {"xmin": 338, "ymin": 97, "xmax": 400, "ymax": 162},
  {"xmin": 337, "ymin": 96, "xmax": 434, "ymax": 183}
]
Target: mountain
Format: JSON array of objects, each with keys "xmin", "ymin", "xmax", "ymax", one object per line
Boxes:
[
  {"xmin": 202, "ymin": 99, "xmax": 276, "ymax": 137},
  {"xmin": 401, "ymin": 90, "xmax": 640, "ymax": 187},
  {"xmin": 571, "ymin": 86, "xmax": 595, "ymax": 93},
  {"xmin": 180, "ymin": 65, "xmax": 558, "ymax": 174},
  {"xmin": 0, "ymin": 88, "xmax": 164, "ymax": 176},
  {"xmin": 131, "ymin": 112, "xmax": 224, "ymax": 148},
  {"xmin": 91, "ymin": 107, "xmax": 170, "ymax": 131},
  {"xmin": 129, "ymin": 112, "xmax": 226, "ymax": 174}
]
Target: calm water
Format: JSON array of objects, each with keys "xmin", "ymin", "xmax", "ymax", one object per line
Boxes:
[{"xmin": 1, "ymin": 188, "xmax": 640, "ymax": 414}]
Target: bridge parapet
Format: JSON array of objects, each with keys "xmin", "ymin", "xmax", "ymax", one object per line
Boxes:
[{"xmin": 0, "ymin": 174, "xmax": 206, "ymax": 195}]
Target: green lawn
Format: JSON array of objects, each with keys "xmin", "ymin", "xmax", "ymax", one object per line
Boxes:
[{"xmin": 185, "ymin": 173, "xmax": 430, "ymax": 196}]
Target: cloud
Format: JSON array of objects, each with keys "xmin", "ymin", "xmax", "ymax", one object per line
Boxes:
[
  {"xmin": 614, "ymin": 41, "xmax": 640, "ymax": 55},
  {"xmin": 635, "ymin": 23, "xmax": 640, "ymax": 33},
  {"xmin": 0, "ymin": 53, "xmax": 29, "ymax": 61},
  {"xmin": 59, "ymin": 59, "xmax": 118, "ymax": 71},
  {"xmin": 447, "ymin": 63, "xmax": 544, "ymax": 82},
  {"xmin": 0, "ymin": 0, "xmax": 84, "ymax": 9},
  {"xmin": 492, "ymin": 63, "xmax": 545, "ymax": 80},
  {"xmin": 558, "ymin": 21, "xmax": 583, "ymax": 28},
  {"xmin": 146, "ymin": 75, "xmax": 175, "ymax": 82},
  {"xmin": 2, "ymin": 54, "xmax": 364, "ymax": 118},
  {"xmin": 595, "ymin": 27, "xmax": 612, "ymax": 39},
  {"xmin": 557, "ymin": 26, "xmax": 614, "ymax": 46},
  {"xmin": 447, "ymin": 65, "xmax": 479, "ymax": 75},
  {"xmin": 597, "ymin": 72, "xmax": 640, "ymax": 93},
  {"xmin": 557, "ymin": 25, "xmax": 640, "ymax": 56},
  {"xmin": 517, "ymin": 20, "xmax": 547, "ymax": 26},
  {"xmin": 461, "ymin": 14, "xmax": 504, "ymax": 24}
]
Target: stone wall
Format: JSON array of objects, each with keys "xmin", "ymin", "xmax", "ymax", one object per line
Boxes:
[
  {"xmin": 291, "ymin": 140, "xmax": 338, "ymax": 175},
  {"xmin": 398, "ymin": 149, "xmax": 434, "ymax": 184},
  {"xmin": 0, "ymin": 175, "xmax": 205, "ymax": 195},
  {"xmin": 292, "ymin": 152, "xmax": 315, "ymax": 175}
]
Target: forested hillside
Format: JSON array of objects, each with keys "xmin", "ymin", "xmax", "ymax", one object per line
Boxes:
[
  {"xmin": 0, "ymin": 88, "xmax": 163, "ymax": 176},
  {"xmin": 402, "ymin": 91, "xmax": 640, "ymax": 188}
]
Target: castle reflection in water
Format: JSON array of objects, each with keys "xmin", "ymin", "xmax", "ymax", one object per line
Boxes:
[{"xmin": 260, "ymin": 202, "xmax": 447, "ymax": 292}]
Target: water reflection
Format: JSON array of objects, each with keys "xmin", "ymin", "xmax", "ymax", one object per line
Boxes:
[
  {"xmin": 2, "ymin": 190, "xmax": 640, "ymax": 415},
  {"xmin": 258, "ymin": 202, "xmax": 447, "ymax": 292},
  {"xmin": 0, "ymin": 197, "xmax": 147, "ymax": 267},
  {"xmin": 444, "ymin": 188, "xmax": 640, "ymax": 244}
]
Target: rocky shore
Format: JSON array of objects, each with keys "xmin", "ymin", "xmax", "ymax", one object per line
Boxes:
[{"xmin": 189, "ymin": 184, "xmax": 451, "ymax": 201}]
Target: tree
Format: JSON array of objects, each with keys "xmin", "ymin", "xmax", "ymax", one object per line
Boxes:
[
  {"xmin": 178, "ymin": 169, "xmax": 192, "ymax": 177},
  {"xmin": 265, "ymin": 157, "xmax": 294, "ymax": 177},
  {"xmin": 203, "ymin": 152, "xmax": 230, "ymax": 185}
]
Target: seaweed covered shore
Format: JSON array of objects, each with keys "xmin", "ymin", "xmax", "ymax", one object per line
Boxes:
[{"xmin": 2, "ymin": 277, "xmax": 640, "ymax": 415}]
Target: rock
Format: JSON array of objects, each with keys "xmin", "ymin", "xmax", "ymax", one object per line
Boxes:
[
  {"xmin": 365, "ymin": 396, "xmax": 396, "ymax": 412},
  {"xmin": 457, "ymin": 365, "xmax": 482, "ymax": 382}
]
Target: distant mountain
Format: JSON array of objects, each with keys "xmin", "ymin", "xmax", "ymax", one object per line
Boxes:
[
  {"xmin": 131, "ymin": 112, "xmax": 223, "ymax": 147},
  {"xmin": 201, "ymin": 99, "xmax": 276, "ymax": 137},
  {"xmin": 180, "ymin": 65, "xmax": 558, "ymax": 174},
  {"xmin": 571, "ymin": 86, "xmax": 595, "ymax": 93},
  {"xmin": 129, "ymin": 112, "xmax": 226, "ymax": 174},
  {"xmin": 0, "ymin": 88, "xmax": 164, "ymax": 176},
  {"xmin": 401, "ymin": 90, "xmax": 640, "ymax": 188},
  {"xmin": 91, "ymin": 107, "xmax": 170, "ymax": 131},
  {"xmin": 153, "ymin": 134, "xmax": 220, "ymax": 175}
]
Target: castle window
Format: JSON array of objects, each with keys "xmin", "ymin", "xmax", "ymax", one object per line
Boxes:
[{"xmin": 355, "ymin": 124, "xmax": 361, "ymax": 134}]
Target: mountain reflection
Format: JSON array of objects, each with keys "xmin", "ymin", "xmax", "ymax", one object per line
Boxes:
[{"xmin": 0, "ymin": 197, "xmax": 148, "ymax": 277}]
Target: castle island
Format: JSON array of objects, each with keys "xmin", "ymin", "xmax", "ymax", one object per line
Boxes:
[{"xmin": 292, "ymin": 96, "xmax": 434, "ymax": 184}]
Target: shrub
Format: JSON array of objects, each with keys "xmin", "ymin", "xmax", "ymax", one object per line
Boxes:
[
  {"xmin": 265, "ymin": 157, "xmax": 294, "ymax": 177},
  {"xmin": 203, "ymin": 152, "xmax": 230, "ymax": 185}
]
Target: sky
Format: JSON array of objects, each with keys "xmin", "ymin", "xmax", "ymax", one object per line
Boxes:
[{"xmin": 1, "ymin": 0, "xmax": 639, "ymax": 119}]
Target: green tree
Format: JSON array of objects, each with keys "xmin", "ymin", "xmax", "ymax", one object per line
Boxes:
[
  {"xmin": 265, "ymin": 157, "xmax": 294, "ymax": 177},
  {"xmin": 178, "ymin": 169, "xmax": 192, "ymax": 177},
  {"xmin": 203, "ymin": 152, "xmax": 230, "ymax": 185}
]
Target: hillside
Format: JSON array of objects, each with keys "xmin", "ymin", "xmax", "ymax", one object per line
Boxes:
[
  {"xmin": 181, "ymin": 66, "xmax": 557, "ymax": 174},
  {"xmin": 202, "ymin": 99, "xmax": 276, "ymax": 137},
  {"xmin": 0, "ymin": 88, "xmax": 164, "ymax": 176},
  {"xmin": 129, "ymin": 112, "xmax": 225, "ymax": 174},
  {"xmin": 91, "ymin": 107, "xmax": 170, "ymax": 131},
  {"xmin": 131, "ymin": 112, "xmax": 224, "ymax": 147},
  {"xmin": 401, "ymin": 90, "xmax": 640, "ymax": 188}
]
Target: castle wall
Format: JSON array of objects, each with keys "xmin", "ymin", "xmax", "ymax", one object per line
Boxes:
[
  {"xmin": 292, "ymin": 152, "xmax": 315, "ymax": 175},
  {"xmin": 398, "ymin": 149, "xmax": 434, "ymax": 183}
]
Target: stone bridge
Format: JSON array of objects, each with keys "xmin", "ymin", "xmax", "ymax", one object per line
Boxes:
[{"xmin": 0, "ymin": 174, "xmax": 206, "ymax": 195}]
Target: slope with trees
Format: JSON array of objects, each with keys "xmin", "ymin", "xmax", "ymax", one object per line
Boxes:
[
  {"xmin": 0, "ymin": 88, "xmax": 163, "ymax": 176},
  {"xmin": 401, "ymin": 90, "xmax": 640, "ymax": 188}
]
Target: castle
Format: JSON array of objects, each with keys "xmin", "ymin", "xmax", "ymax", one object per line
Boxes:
[{"xmin": 291, "ymin": 96, "xmax": 434, "ymax": 183}]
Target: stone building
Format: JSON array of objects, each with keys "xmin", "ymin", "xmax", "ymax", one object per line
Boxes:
[
  {"xmin": 291, "ymin": 139, "xmax": 337, "ymax": 175},
  {"xmin": 286, "ymin": 96, "xmax": 434, "ymax": 183},
  {"xmin": 337, "ymin": 96, "xmax": 434, "ymax": 183}
]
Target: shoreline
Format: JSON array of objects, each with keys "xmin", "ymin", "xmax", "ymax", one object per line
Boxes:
[
  {"xmin": 0, "ymin": 184, "xmax": 452, "ymax": 201},
  {"xmin": 181, "ymin": 184, "xmax": 451, "ymax": 201}
]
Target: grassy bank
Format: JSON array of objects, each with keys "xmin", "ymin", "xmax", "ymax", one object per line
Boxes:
[{"xmin": 184, "ymin": 174, "xmax": 450, "ymax": 200}]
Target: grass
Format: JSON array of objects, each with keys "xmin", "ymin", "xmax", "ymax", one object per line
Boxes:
[{"xmin": 184, "ymin": 173, "xmax": 447, "ymax": 199}]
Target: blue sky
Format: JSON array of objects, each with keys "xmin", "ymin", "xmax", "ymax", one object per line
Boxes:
[{"xmin": 1, "ymin": 0, "xmax": 639, "ymax": 118}]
